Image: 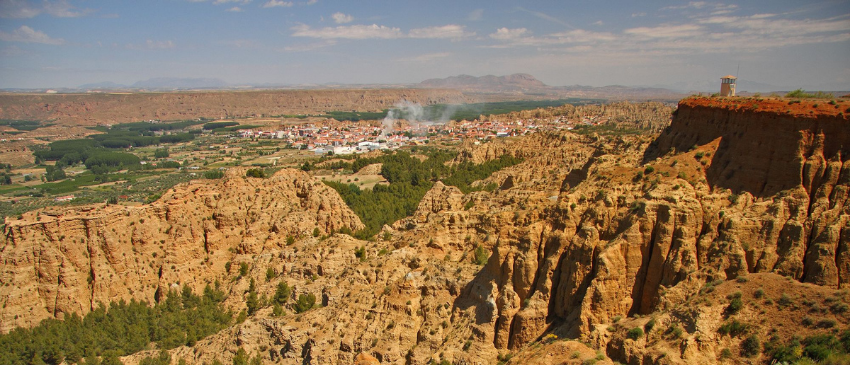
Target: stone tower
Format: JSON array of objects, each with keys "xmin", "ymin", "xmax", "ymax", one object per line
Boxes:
[{"xmin": 720, "ymin": 75, "xmax": 737, "ymax": 97}]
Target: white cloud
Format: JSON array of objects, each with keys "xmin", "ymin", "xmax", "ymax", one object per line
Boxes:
[
  {"xmin": 409, "ymin": 25, "xmax": 474, "ymax": 39},
  {"xmin": 468, "ymin": 9, "xmax": 483, "ymax": 21},
  {"xmin": 661, "ymin": 1, "xmax": 708, "ymax": 11},
  {"xmin": 0, "ymin": 0, "xmax": 40, "ymax": 18},
  {"xmin": 331, "ymin": 12, "xmax": 353, "ymax": 24},
  {"xmin": 486, "ymin": 28, "xmax": 615, "ymax": 48},
  {"xmin": 516, "ymin": 6, "xmax": 573, "ymax": 28},
  {"xmin": 214, "ymin": 0, "xmax": 251, "ymax": 4},
  {"xmin": 306, "ymin": 0, "xmax": 317, "ymax": 4},
  {"xmin": 396, "ymin": 52, "xmax": 451, "ymax": 63},
  {"xmin": 43, "ymin": 0, "xmax": 92, "ymax": 17},
  {"xmin": 291, "ymin": 24, "xmax": 403, "ymax": 39},
  {"xmin": 0, "ymin": 25, "xmax": 64, "ymax": 45},
  {"xmin": 550, "ymin": 29, "xmax": 616, "ymax": 43},
  {"xmin": 126, "ymin": 40, "xmax": 175, "ymax": 50},
  {"xmin": 593, "ymin": 20, "xmax": 603, "ymax": 26},
  {"xmin": 0, "ymin": 45, "xmax": 28, "ymax": 56},
  {"xmin": 221, "ymin": 39, "xmax": 260, "ymax": 48},
  {"xmin": 146, "ymin": 40, "xmax": 175, "ymax": 49},
  {"xmin": 624, "ymin": 24, "xmax": 704, "ymax": 38},
  {"xmin": 489, "ymin": 27, "xmax": 530, "ymax": 40},
  {"xmin": 262, "ymin": 0, "xmax": 292, "ymax": 7},
  {"xmin": 700, "ymin": 15, "xmax": 850, "ymax": 35},
  {"xmin": 227, "ymin": 6, "xmax": 243, "ymax": 12},
  {"xmin": 0, "ymin": 0, "xmax": 91, "ymax": 18},
  {"xmin": 631, "ymin": 12, "xmax": 646, "ymax": 18},
  {"xmin": 283, "ymin": 40, "xmax": 336, "ymax": 52},
  {"xmin": 291, "ymin": 23, "xmax": 474, "ymax": 41}
]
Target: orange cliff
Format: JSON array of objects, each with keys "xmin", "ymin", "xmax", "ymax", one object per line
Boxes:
[{"xmin": 649, "ymin": 96, "xmax": 850, "ymax": 197}]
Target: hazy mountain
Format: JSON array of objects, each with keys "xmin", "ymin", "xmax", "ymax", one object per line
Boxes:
[
  {"xmin": 418, "ymin": 73, "xmax": 548, "ymax": 91},
  {"xmin": 77, "ymin": 81, "xmax": 129, "ymax": 90},
  {"xmin": 131, "ymin": 77, "xmax": 229, "ymax": 90}
]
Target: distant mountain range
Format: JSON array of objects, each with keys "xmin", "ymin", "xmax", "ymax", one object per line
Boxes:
[
  {"xmin": 78, "ymin": 77, "xmax": 229, "ymax": 91},
  {"xmin": 3, "ymin": 74, "xmax": 844, "ymax": 100},
  {"xmin": 418, "ymin": 73, "xmax": 547, "ymax": 92}
]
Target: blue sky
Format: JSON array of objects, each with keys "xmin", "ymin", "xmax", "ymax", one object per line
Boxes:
[{"xmin": 0, "ymin": 0, "xmax": 848, "ymax": 90}]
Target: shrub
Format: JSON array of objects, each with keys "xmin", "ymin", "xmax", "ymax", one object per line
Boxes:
[
  {"xmin": 312, "ymin": 227, "xmax": 320, "ymax": 237},
  {"xmin": 204, "ymin": 170, "xmax": 224, "ymax": 179},
  {"xmin": 802, "ymin": 334, "xmax": 839, "ymax": 361},
  {"xmin": 644, "ymin": 166, "xmax": 655, "ymax": 174},
  {"xmin": 669, "ymin": 324, "xmax": 683, "ymax": 339},
  {"xmin": 627, "ymin": 327, "xmax": 644, "ymax": 340},
  {"xmin": 474, "ymin": 245, "xmax": 489, "ymax": 265},
  {"xmin": 294, "ymin": 293, "xmax": 316, "ymax": 313},
  {"xmin": 644, "ymin": 318, "xmax": 656, "ymax": 333},
  {"xmin": 718, "ymin": 319, "xmax": 749, "ymax": 337},
  {"xmin": 286, "ymin": 235, "xmax": 295, "ymax": 245},
  {"xmin": 354, "ymin": 246, "xmax": 366, "ymax": 261},
  {"xmin": 727, "ymin": 298, "xmax": 743, "ymax": 314},
  {"xmin": 778, "ymin": 294, "xmax": 794, "ymax": 307},
  {"xmin": 741, "ymin": 335, "xmax": 760, "ymax": 357},
  {"xmin": 463, "ymin": 340, "xmax": 472, "ymax": 351},
  {"xmin": 633, "ymin": 171, "xmax": 643, "ymax": 181},
  {"xmin": 754, "ymin": 288, "xmax": 765, "ymax": 298},
  {"xmin": 273, "ymin": 281, "xmax": 291, "ymax": 304},
  {"xmin": 239, "ymin": 262, "xmax": 249, "ymax": 277},
  {"xmin": 817, "ymin": 319, "xmax": 837, "ymax": 328},
  {"xmin": 245, "ymin": 168, "xmax": 266, "ymax": 178}
]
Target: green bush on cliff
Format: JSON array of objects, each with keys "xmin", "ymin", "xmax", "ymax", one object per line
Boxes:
[
  {"xmin": 324, "ymin": 149, "xmax": 522, "ymax": 238},
  {"xmin": 294, "ymin": 293, "xmax": 317, "ymax": 313},
  {"xmin": 785, "ymin": 89, "xmax": 834, "ymax": 99},
  {"xmin": 0, "ymin": 284, "xmax": 231, "ymax": 365}
]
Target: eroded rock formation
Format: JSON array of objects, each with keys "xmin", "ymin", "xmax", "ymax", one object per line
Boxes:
[
  {"xmin": 2, "ymin": 97, "xmax": 848, "ymax": 364},
  {"xmin": 0, "ymin": 168, "xmax": 362, "ymax": 332}
]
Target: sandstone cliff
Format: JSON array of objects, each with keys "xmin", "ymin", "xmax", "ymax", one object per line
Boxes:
[
  {"xmin": 0, "ymin": 168, "xmax": 362, "ymax": 332},
  {"xmin": 0, "ymin": 89, "xmax": 468, "ymax": 126},
  {"xmin": 2, "ymin": 97, "xmax": 849, "ymax": 365}
]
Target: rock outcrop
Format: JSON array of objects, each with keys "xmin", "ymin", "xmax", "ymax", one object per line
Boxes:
[{"xmin": 0, "ymin": 168, "xmax": 362, "ymax": 332}]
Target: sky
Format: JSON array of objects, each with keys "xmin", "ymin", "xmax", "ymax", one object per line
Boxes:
[{"xmin": 0, "ymin": 0, "xmax": 848, "ymax": 90}]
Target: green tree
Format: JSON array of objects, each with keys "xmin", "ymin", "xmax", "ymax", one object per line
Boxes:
[
  {"xmin": 232, "ymin": 348, "xmax": 248, "ymax": 365},
  {"xmin": 245, "ymin": 169, "xmax": 266, "ymax": 178},
  {"xmin": 274, "ymin": 281, "xmax": 291, "ymax": 305},
  {"xmin": 249, "ymin": 352, "xmax": 263, "ymax": 365},
  {"xmin": 294, "ymin": 293, "xmax": 316, "ymax": 313}
]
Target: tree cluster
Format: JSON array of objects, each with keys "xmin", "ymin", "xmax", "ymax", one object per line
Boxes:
[
  {"xmin": 0, "ymin": 284, "xmax": 231, "ymax": 365},
  {"xmin": 324, "ymin": 149, "xmax": 522, "ymax": 238}
]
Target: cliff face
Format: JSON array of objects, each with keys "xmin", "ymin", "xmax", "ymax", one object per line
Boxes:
[
  {"xmin": 384, "ymin": 97, "xmax": 849, "ymax": 363},
  {"xmin": 0, "ymin": 168, "xmax": 362, "ymax": 332},
  {"xmin": 2, "ymin": 98, "xmax": 849, "ymax": 364},
  {"xmin": 648, "ymin": 97, "xmax": 850, "ymax": 197},
  {"xmin": 0, "ymin": 89, "xmax": 468, "ymax": 125}
]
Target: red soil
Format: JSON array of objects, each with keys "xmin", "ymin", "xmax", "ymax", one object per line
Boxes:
[{"xmin": 680, "ymin": 96, "xmax": 850, "ymax": 118}]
